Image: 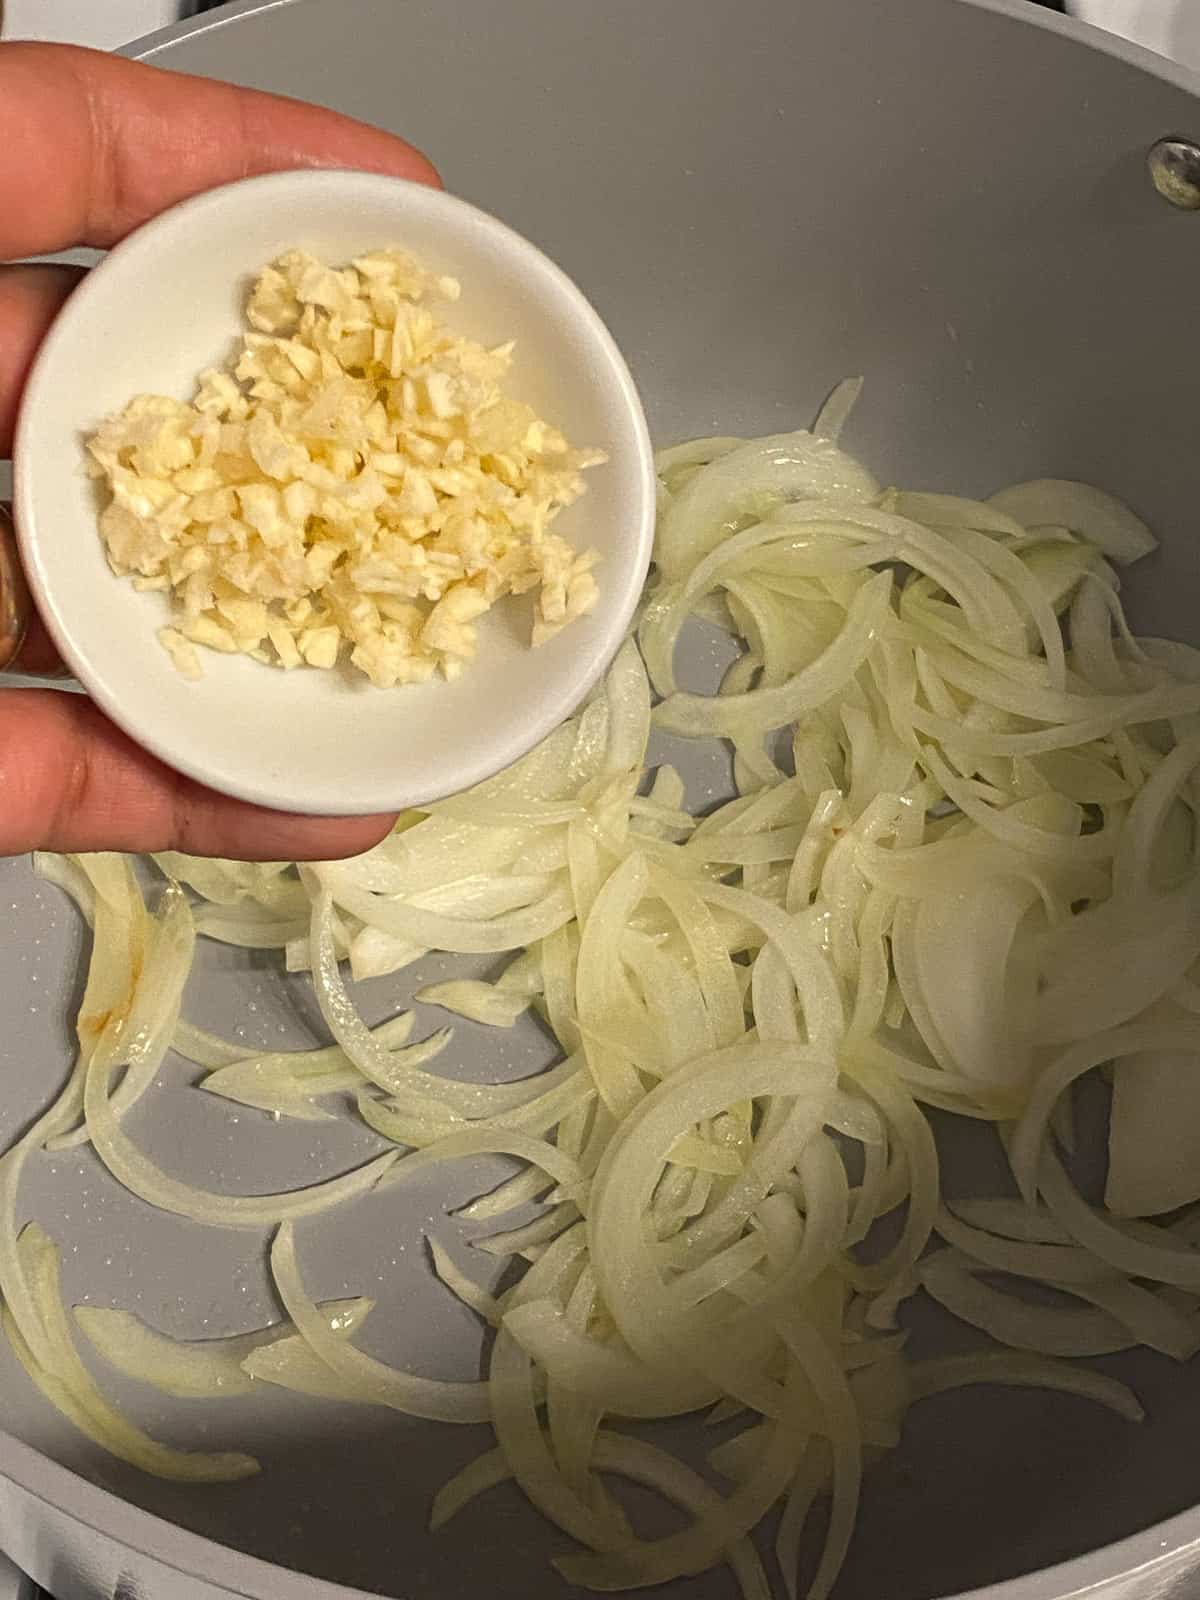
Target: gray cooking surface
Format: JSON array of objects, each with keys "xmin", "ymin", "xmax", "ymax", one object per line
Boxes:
[{"xmin": 3, "ymin": 1, "xmax": 1200, "ymax": 1596}]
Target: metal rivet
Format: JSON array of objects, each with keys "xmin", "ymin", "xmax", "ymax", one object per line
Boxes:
[{"xmin": 1147, "ymin": 137, "xmax": 1200, "ymax": 210}]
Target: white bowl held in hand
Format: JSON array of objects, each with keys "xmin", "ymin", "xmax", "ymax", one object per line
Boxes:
[{"xmin": 13, "ymin": 170, "xmax": 656, "ymax": 816}]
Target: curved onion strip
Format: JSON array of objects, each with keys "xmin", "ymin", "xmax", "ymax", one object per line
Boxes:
[
  {"xmin": 1070, "ymin": 576, "xmax": 1135, "ymax": 694},
  {"xmin": 726, "ymin": 1136, "xmax": 849, "ymax": 1323},
  {"xmin": 948, "ymin": 526, "xmax": 1067, "ymax": 688},
  {"xmin": 0, "ymin": 1060, "xmax": 87, "ymax": 1364},
  {"xmin": 1037, "ymin": 1151, "xmax": 1200, "ymax": 1291},
  {"xmin": 428, "ymin": 1239, "xmax": 501, "ymax": 1326},
  {"xmin": 1010, "ymin": 1022, "xmax": 1200, "ymax": 1203},
  {"xmin": 813, "ymin": 377, "xmax": 864, "ymax": 444},
  {"xmin": 53, "ymin": 883, "xmax": 196, "ymax": 1150},
  {"xmin": 888, "ymin": 490, "xmax": 1025, "ymax": 541},
  {"xmin": 699, "ymin": 885, "xmax": 844, "ymax": 1052},
  {"xmin": 6, "ymin": 1225, "xmax": 258, "ymax": 1481},
  {"xmin": 33, "ymin": 852, "xmax": 96, "ymax": 924},
  {"xmin": 987, "ymin": 479, "xmax": 1156, "ymax": 566},
  {"xmin": 603, "ymin": 638, "xmax": 653, "ymax": 776},
  {"xmin": 575, "ymin": 853, "xmax": 655, "ymax": 1117},
  {"xmin": 83, "ymin": 1051, "xmax": 398, "ymax": 1227},
  {"xmin": 432, "ymin": 1433, "xmax": 771, "ymax": 1600},
  {"xmin": 948, "ymin": 1198, "xmax": 1072, "ymax": 1244},
  {"xmin": 502, "ymin": 1301, "xmax": 715, "ymax": 1417},
  {"xmin": 75, "ymin": 1298, "xmax": 374, "ymax": 1399},
  {"xmin": 654, "ymin": 430, "xmax": 879, "ymax": 582},
  {"xmin": 772, "ymin": 1313, "xmax": 862, "ymax": 1600},
  {"xmin": 319, "ymin": 870, "xmax": 575, "ymax": 955},
  {"xmin": 1033, "ymin": 882, "xmax": 1200, "ymax": 1045},
  {"xmin": 775, "ymin": 1439, "xmax": 830, "ymax": 1600},
  {"xmin": 308, "ymin": 889, "xmax": 556, "ymax": 1119},
  {"xmin": 241, "ymin": 1335, "xmax": 368, "ymax": 1401},
  {"xmin": 71, "ymin": 856, "xmax": 148, "ymax": 1068},
  {"xmin": 910, "ymin": 682, "xmax": 1200, "ymax": 756},
  {"xmin": 933, "ymin": 1205, "xmax": 1113, "ymax": 1285},
  {"xmin": 428, "ymin": 1444, "xmax": 513, "ymax": 1528},
  {"xmin": 649, "ymin": 869, "xmax": 745, "ymax": 1049},
  {"xmin": 374, "ymin": 1127, "xmax": 588, "ymax": 1205},
  {"xmin": 172, "ymin": 1020, "xmax": 255, "ymax": 1069},
  {"xmin": 920, "ymin": 747, "xmax": 1115, "ymax": 865},
  {"xmin": 1076, "ymin": 1277, "xmax": 1200, "ymax": 1360},
  {"xmin": 270, "ymin": 1224, "xmax": 488, "ymax": 1423},
  {"xmin": 487, "ymin": 1224, "xmax": 630, "ymax": 1551},
  {"xmin": 194, "ymin": 911, "xmax": 308, "ymax": 948},
  {"xmin": 199, "ymin": 1015, "xmax": 417, "ymax": 1119},
  {"xmin": 919, "ymin": 1251, "xmax": 1132, "ymax": 1357},
  {"xmin": 587, "ymin": 1047, "xmax": 833, "ymax": 1416},
  {"xmin": 357, "ymin": 1063, "xmax": 593, "ymax": 1150},
  {"xmin": 415, "ymin": 980, "xmax": 532, "ymax": 1027},
  {"xmin": 556, "ymin": 1404, "xmax": 804, "ymax": 1592},
  {"xmin": 908, "ymin": 1350, "xmax": 1142, "ymax": 1421},
  {"xmin": 846, "ymin": 1076, "xmax": 940, "ymax": 1291},
  {"xmin": 1112, "ymin": 728, "xmax": 1200, "ymax": 897},
  {"xmin": 474, "ymin": 1205, "xmax": 581, "ymax": 1260},
  {"xmin": 454, "ymin": 1163, "xmax": 555, "ymax": 1222},
  {"xmin": 918, "ymin": 636, "xmax": 1139, "ymax": 724},
  {"xmin": 655, "ymin": 571, "xmax": 891, "ymax": 737}
]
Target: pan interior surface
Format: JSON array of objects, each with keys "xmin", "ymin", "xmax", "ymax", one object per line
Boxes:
[{"xmin": 2, "ymin": 2, "xmax": 1200, "ymax": 1598}]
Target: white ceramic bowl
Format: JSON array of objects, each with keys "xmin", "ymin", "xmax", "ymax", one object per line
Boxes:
[{"xmin": 13, "ymin": 170, "xmax": 656, "ymax": 815}]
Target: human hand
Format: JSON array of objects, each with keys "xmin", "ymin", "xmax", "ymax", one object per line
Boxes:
[{"xmin": 0, "ymin": 42, "xmax": 440, "ymax": 860}]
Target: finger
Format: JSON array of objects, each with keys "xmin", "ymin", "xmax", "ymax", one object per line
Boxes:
[
  {"xmin": 0, "ymin": 689, "xmax": 395, "ymax": 859},
  {"xmin": 0, "ymin": 263, "xmax": 83, "ymax": 455},
  {"xmin": 0, "ymin": 42, "xmax": 440, "ymax": 260}
]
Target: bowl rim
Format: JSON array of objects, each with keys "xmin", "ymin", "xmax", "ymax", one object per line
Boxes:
[{"xmin": 12, "ymin": 168, "xmax": 657, "ymax": 815}]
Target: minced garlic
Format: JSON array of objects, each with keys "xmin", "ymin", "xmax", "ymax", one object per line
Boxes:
[{"xmin": 86, "ymin": 249, "xmax": 604, "ymax": 686}]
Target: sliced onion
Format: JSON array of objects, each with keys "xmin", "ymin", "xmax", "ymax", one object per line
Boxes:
[
  {"xmin": 415, "ymin": 980, "xmax": 531, "ymax": 1027},
  {"xmin": 987, "ymin": 479, "xmax": 1157, "ymax": 566},
  {"xmin": 75, "ymin": 1297, "xmax": 373, "ymax": 1398},
  {"xmin": 239, "ymin": 1337, "xmax": 364, "ymax": 1400},
  {"xmin": 6, "ymin": 1225, "xmax": 258, "ymax": 1481},
  {"xmin": 655, "ymin": 571, "xmax": 891, "ymax": 737},
  {"xmin": 84, "ymin": 1048, "xmax": 398, "ymax": 1227},
  {"xmin": 33, "ymin": 852, "xmax": 96, "ymax": 924},
  {"xmin": 53, "ymin": 882, "xmax": 196, "ymax": 1150},
  {"xmin": 555, "ymin": 1406, "xmax": 803, "ymax": 1591},
  {"xmin": 919, "ymin": 1251, "xmax": 1132, "ymax": 1357},
  {"xmin": 197, "ymin": 1022, "xmax": 420, "ymax": 1120},
  {"xmin": 775, "ymin": 1439, "xmax": 831, "ymax": 1600},
  {"xmin": 908, "ymin": 1350, "xmax": 1143, "ymax": 1421},
  {"xmin": 654, "ymin": 429, "xmax": 879, "ymax": 581},
  {"xmin": 1033, "ymin": 882, "xmax": 1200, "ymax": 1045},
  {"xmin": 1107, "ymin": 1047, "xmax": 1200, "ymax": 1218},
  {"xmin": 172, "ymin": 1020, "xmax": 255, "ymax": 1069},
  {"xmin": 1010, "ymin": 1022, "xmax": 1200, "ymax": 1204},
  {"xmin": 270, "ymin": 1224, "xmax": 488, "ymax": 1423},
  {"xmin": 428, "ymin": 1239, "xmax": 502, "ymax": 1326},
  {"xmin": 1037, "ymin": 1150, "xmax": 1200, "ymax": 1291},
  {"xmin": 21, "ymin": 401, "xmax": 1200, "ymax": 1600},
  {"xmin": 934, "ymin": 1205, "xmax": 1110, "ymax": 1284}
]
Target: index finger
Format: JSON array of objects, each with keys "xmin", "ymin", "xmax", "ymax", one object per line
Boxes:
[{"xmin": 0, "ymin": 41, "xmax": 440, "ymax": 260}]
